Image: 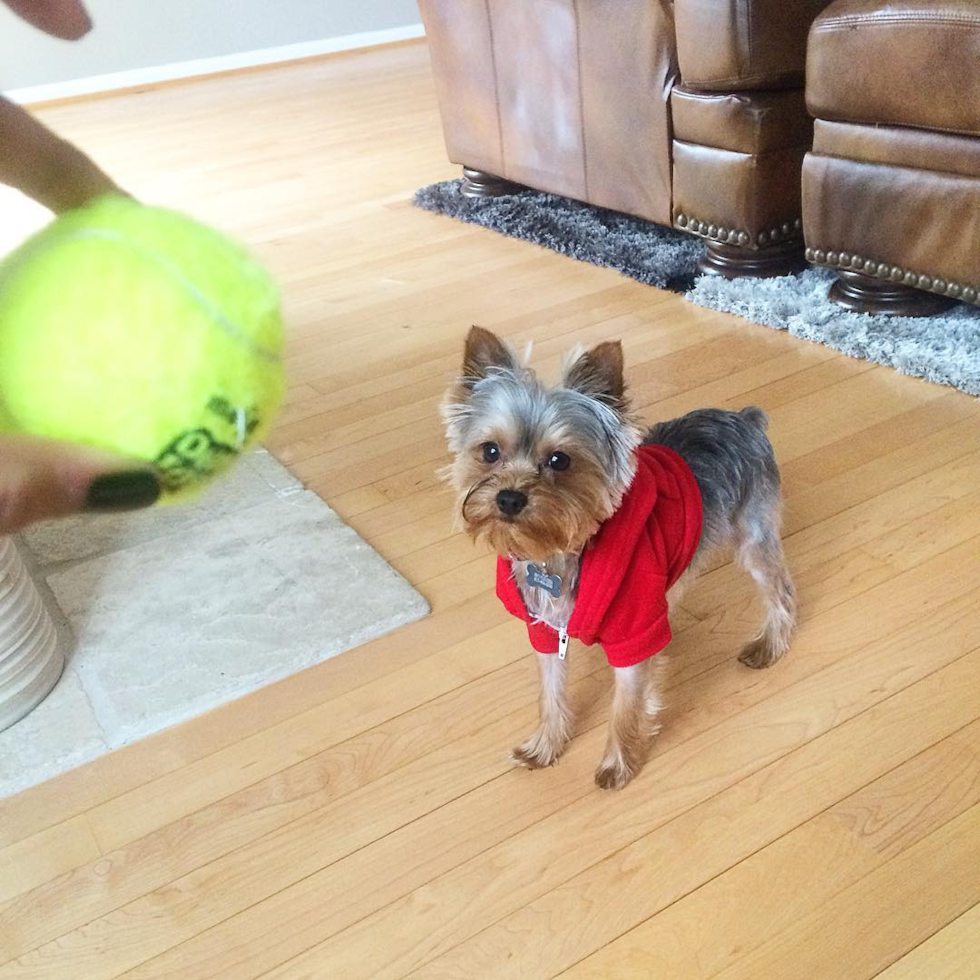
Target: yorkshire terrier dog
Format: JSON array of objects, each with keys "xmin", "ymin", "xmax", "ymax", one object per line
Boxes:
[{"xmin": 443, "ymin": 326, "xmax": 797, "ymax": 789}]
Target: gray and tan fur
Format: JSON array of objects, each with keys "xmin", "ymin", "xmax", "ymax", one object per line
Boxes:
[{"xmin": 443, "ymin": 326, "xmax": 797, "ymax": 789}]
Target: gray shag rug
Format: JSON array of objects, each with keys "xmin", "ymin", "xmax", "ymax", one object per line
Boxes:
[
  {"xmin": 414, "ymin": 179, "xmax": 980, "ymax": 396},
  {"xmin": 414, "ymin": 179, "xmax": 703, "ymax": 291}
]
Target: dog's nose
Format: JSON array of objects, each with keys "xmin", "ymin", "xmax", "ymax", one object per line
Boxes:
[{"xmin": 496, "ymin": 489, "xmax": 528, "ymax": 516}]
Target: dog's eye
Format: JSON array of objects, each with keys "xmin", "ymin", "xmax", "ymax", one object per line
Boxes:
[
  {"xmin": 548, "ymin": 452, "xmax": 570, "ymax": 471},
  {"xmin": 482, "ymin": 442, "xmax": 501, "ymax": 464}
]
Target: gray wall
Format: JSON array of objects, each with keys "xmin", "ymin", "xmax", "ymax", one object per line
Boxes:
[{"xmin": 0, "ymin": 0, "xmax": 421, "ymax": 89}]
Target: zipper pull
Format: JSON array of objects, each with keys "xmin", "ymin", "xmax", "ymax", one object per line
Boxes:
[{"xmin": 558, "ymin": 628, "xmax": 569, "ymax": 661}]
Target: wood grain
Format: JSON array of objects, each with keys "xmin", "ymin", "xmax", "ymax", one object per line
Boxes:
[
  {"xmin": 560, "ymin": 720, "xmax": 980, "ymax": 980},
  {"xmin": 875, "ymin": 903, "xmax": 980, "ymax": 980}
]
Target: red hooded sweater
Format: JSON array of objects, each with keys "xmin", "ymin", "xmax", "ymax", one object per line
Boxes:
[{"xmin": 496, "ymin": 443, "xmax": 703, "ymax": 668}]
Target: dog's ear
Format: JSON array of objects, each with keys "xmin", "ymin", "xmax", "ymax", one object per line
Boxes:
[
  {"xmin": 443, "ymin": 326, "xmax": 518, "ymax": 449},
  {"xmin": 460, "ymin": 326, "xmax": 518, "ymax": 389},
  {"xmin": 562, "ymin": 340, "xmax": 626, "ymax": 409}
]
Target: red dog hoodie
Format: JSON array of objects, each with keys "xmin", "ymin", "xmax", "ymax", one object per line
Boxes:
[{"xmin": 496, "ymin": 443, "xmax": 703, "ymax": 667}]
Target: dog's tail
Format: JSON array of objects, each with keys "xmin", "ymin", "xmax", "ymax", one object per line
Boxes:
[{"xmin": 739, "ymin": 406, "xmax": 770, "ymax": 432}]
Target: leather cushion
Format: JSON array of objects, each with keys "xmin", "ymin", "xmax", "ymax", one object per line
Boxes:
[
  {"xmin": 813, "ymin": 119, "xmax": 980, "ymax": 178},
  {"xmin": 673, "ymin": 140, "xmax": 806, "ymax": 244},
  {"xmin": 671, "ymin": 86, "xmax": 811, "ymax": 153},
  {"xmin": 676, "ymin": 0, "xmax": 833, "ymax": 91},
  {"xmin": 803, "ymin": 151, "xmax": 980, "ymax": 298},
  {"xmin": 807, "ymin": 0, "xmax": 980, "ymax": 136}
]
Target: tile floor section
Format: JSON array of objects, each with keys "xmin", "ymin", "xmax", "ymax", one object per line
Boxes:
[{"xmin": 0, "ymin": 450, "xmax": 429, "ymax": 797}]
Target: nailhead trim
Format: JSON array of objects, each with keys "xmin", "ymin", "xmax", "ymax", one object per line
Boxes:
[
  {"xmin": 675, "ymin": 213, "xmax": 800, "ymax": 248},
  {"xmin": 805, "ymin": 247, "xmax": 979, "ymax": 306}
]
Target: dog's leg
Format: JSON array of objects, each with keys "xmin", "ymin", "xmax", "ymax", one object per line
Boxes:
[
  {"xmin": 595, "ymin": 658, "xmax": 663, "ymax": 790},
  {"xmin": 736, "ymin": 517, "xmax": 797, "ymax": 669},
  {"xmin": 511, "ymin": 652, "xmax": 572, "ymax": 768}
]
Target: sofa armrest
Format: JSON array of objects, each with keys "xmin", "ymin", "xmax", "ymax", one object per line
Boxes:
[
  {"xmin": 418, "ymin": 0, "xmax": 679, "ymax": 225},
  {"xmin": 675, "ymin": 0, "xmax": 834, "ymax": 90}
]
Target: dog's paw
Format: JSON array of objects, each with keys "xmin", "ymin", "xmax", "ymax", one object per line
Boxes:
[
  {"xmin": 594, "ymin": 755, "xmax": 637, "ymax": 790},
  {"xmin": 510, "ymin": 744, "xmax": 557, "ymax": 769},
  {"xmin": 738, "ymin": 637, "xmax": 782, "ymax": 669},
  {"xmin": 511, "ymin": 730, "xmax": 565, "ymax": 769}
]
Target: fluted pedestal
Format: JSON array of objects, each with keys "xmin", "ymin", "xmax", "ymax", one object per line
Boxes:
[{"xmin": 0, "ymin": 538, "xmax": 64, "ymax": 732}]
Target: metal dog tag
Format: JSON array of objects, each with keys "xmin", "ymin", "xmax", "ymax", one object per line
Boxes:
[
  {"xmin": 526, "ymin": 563, "xmax": 562, "ymax": 598},
  {"xmin": 558, "ymin": 629, "xmax": 570, "ymax": 660}
]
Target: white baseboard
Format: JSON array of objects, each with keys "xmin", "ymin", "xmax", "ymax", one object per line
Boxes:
[{"xmin": 7, "ymin": 23, "xmax": 426, "ymax": 105}]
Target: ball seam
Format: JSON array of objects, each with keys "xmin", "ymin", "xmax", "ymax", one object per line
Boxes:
[{"xmin": 61, "ymin": 228, "xmax": 282, "ymax": 364}]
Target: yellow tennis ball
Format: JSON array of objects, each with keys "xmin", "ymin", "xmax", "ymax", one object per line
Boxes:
[{"xmin": 0, "ymin": 195, "xmax": 285, "ymax": 501}]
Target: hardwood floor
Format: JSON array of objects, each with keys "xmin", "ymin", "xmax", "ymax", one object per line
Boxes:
[{"xmin": 2, "ymin": 40, "xmax": 979, "ymax": 980}]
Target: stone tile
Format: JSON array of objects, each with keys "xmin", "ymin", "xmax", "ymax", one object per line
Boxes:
[
  {"xmin": 244, "ymin": 447, "xmax": 304, "ymax": 495},
  {"xmin": 0, "ymin": 666, "xmax": 107, "ymax": 798},
  {"xmin": 8, "ymin": 452, "xmax": 428, "ymax": 795},
  {"xmin": 20, "ymin": 448, "xmax": 296, "ymax": 569},
  {"xmin": 46, "ymin": 491, "xmax": 429, "ymax": 749}
]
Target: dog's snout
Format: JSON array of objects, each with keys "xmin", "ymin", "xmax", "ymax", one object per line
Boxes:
[{"xmin": 496, "ymin": 489, "xmax": 528, "ymax": 517}]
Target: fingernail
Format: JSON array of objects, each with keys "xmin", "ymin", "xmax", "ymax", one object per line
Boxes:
[{"xmin": 85, "ymin": 471, "xmax": 161, "ymax": 512}]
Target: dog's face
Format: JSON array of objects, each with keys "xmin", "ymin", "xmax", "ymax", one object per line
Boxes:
[{"xmin": 442, "ymin": 327, "xmax": 641, "ymax": 562}]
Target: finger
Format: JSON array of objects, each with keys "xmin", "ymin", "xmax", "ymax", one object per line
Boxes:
[
  {"xmin": 2, "ymin": 0, "xmax": 92, "ymax": 40},
  {"xmin": 0, "ymin": 436, "xmax": 160, "ymax": 535},
  {"xmin": 0, "ymin": 96, "xmax": 128, "ymax": 213}
]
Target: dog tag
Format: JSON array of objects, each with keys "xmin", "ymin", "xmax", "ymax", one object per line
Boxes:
[
  {"xmin": 558, "ymin": 629, "xmax": 569, "ymax": 661},
  {"xmin": 527, "ymin": 563, "xmax": 562, "ymax": 598}
]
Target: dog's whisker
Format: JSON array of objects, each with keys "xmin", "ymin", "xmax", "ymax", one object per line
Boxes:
[{"xmin": 460, "ymin": 477, "xmax": 492, "ymax": 524}]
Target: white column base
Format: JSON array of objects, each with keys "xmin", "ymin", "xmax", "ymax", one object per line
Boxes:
[{"xmin": 0, "ymin": 538, "xmax": 64, "ymax": 732}]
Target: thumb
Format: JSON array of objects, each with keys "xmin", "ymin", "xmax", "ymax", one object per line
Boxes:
[{"xmin": 0, "ymin": 436, "xmax": 160, "ymax": 535}]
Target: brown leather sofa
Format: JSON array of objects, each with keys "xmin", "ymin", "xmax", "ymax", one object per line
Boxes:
[
  {"xmin": 418, "ymin": 0, "xmax": 833, "ymax": 278},
  {"xmin": 802, "ymin": 0, "xmax": 980, "ymax": 314}
]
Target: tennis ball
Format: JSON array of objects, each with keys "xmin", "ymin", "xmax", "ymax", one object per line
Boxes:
[{"xmin": 0, "ymin": 195, "xmax": 285, "ymax": 501}]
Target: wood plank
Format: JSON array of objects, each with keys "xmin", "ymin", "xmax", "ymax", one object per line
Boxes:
[
  {"xmin": 875, "ymin": 904, "xmax": 980, "ymax": 980},
  {"xmin": 8, "ymin": 551, "xmax": 977, "ymax": 976},
  {"xmin": 560, "ymin": 720, "xmax": 980, "ymax": 979},
  {"xmin": 0, "ymin": 590, "xmax": 500, "ymax": 850},
  {"xmin": 255, "ymin": 643, "xmax": 980, "ymax": 980},
  {"xmin": 0, "ymin": 626, "xmax": 597, "ymax": 957},
  {"xmin": 366, "ymin": 379, "xmax": 980, "ymax": 578},
  {"xmin": 131, "ymin": 560, "xmax": 980, "ymax": 980},
  {"xmin": 0, "ymin": 817, "xmax": 100, "ymax": 907},
  {"xmin": 713, "ymin": 804, "xmax": 980, "ymax": 980},
  {"xmin": 685, "ymin": 447, "xmax": 980, "ymax": 620},
  {"xmin": 87, "ymin": 600, "xmax": 980, "ymax": 979}
]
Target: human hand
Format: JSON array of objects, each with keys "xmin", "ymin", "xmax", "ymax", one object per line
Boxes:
[
  {"xmin": 0, "ymin": 1, "xmax": 154, "ymax": 535},
  {"xmin": 1, "ymin": 0, "xmax": 127, "ymax": 212},
  {"xmin": 0, "ymin": 435, "xmax": 160, "ymax": 535}
]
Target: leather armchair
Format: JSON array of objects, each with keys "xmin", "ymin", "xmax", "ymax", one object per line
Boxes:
[
  {"xmin": 417, "ymin": 0, "xmax": 834, "ymax": 277},
  {"xmin": 802, "ymin": 0, "xmax": 980, "ymax": 314}
]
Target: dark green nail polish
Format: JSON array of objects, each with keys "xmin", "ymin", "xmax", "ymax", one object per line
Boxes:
[{"xmin": 85, "ymin": 471, "xmax": 161, "ymax": 512}]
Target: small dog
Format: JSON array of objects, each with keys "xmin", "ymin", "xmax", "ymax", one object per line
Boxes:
[{"xmin": 443, "ymin": 326, "xmax": 797, "ymax": 789}]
